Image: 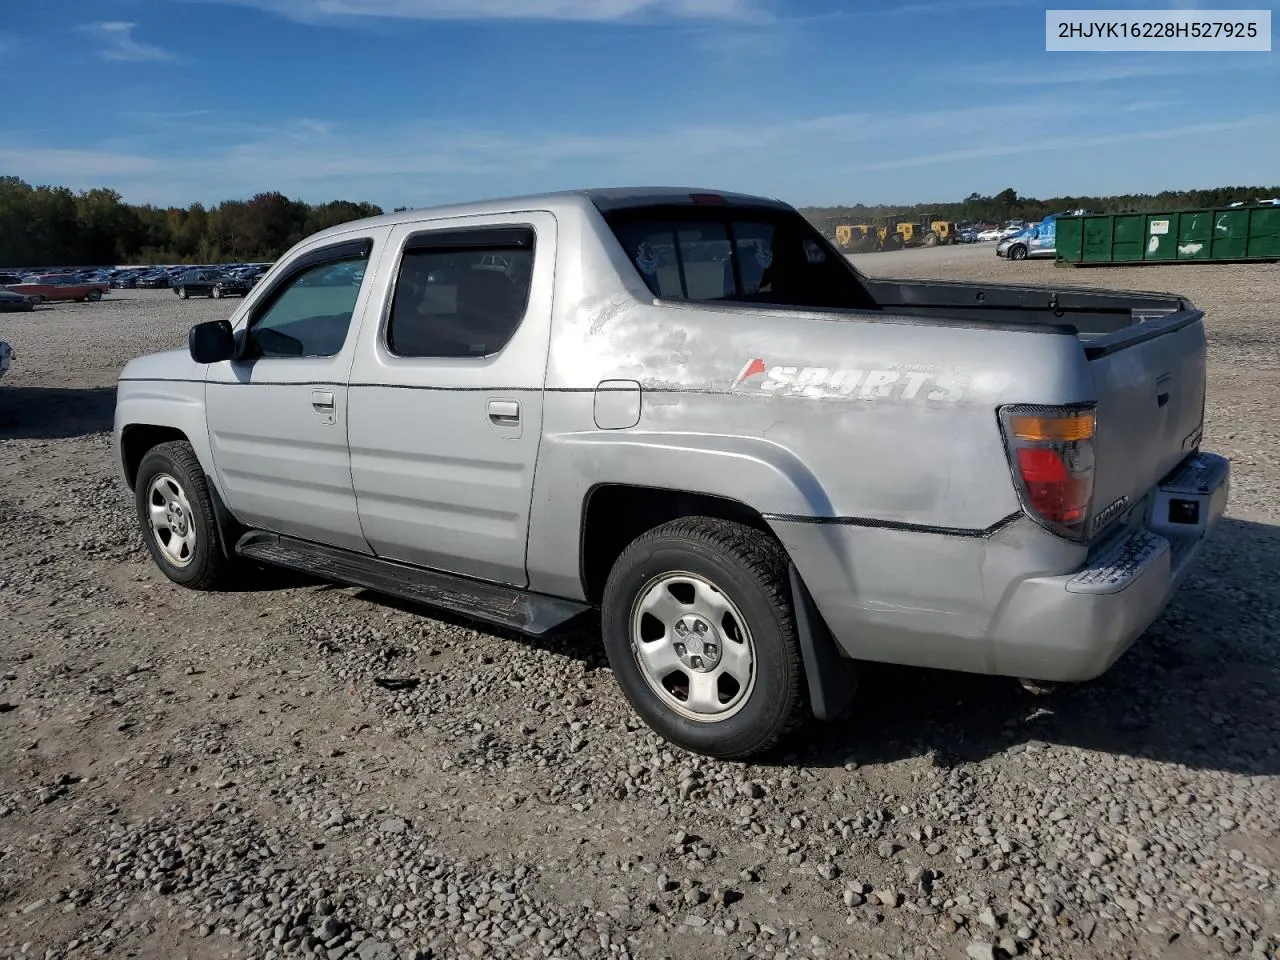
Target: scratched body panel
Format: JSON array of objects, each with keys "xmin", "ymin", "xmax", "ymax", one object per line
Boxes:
[{"xmin": 525, "ymin": 192, "xmax": 1219, "ymax": 680}]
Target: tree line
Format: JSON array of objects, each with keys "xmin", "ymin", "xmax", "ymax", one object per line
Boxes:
[
  {"xmin": 4, "ymin": 175, "xmax": 1279, "ymax": 268},
  {"xmin": 0, "ymin": 176, "xmax": 384, "ymax": 269},
  {"xmin": 801, "ymin": 185, "xmax": 1280, "ymax": 230}
]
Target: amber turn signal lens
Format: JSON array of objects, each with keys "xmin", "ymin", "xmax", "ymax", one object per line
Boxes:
[{"xmin": 1009, "ymin": 411, "xmax": 1095, "ymax": 442}]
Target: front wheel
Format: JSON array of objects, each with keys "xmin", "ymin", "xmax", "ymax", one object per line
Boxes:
[
  {"xmin": 135, "ymin": 441, "xmax": 237, "ymax": 590},
  {"xmin": 177, "ymin": 286, "xmax": 188, "ymax": 299},
  {"xmin": 601, "ymin": 518, "xmax": 808, "ymax": 759},
  {"xmin": 87, "ymin": 289, "xmax": 102, "ymax": 302},
  {"xmin": 1009, "ymin": 244, "xmax": 1028, "ymax": 261}
]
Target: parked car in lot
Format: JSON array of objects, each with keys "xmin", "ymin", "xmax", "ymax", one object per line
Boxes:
[
  {"xmin": 0, "ymin": 340, "xmax": 13, "ymax": 381},
  {"xmin": 0, "ymin": 289, "xmax": 37, "ymax": 312},
  {"xmin": 976, "ymin": 227, "xmax": 1003, "ymax": 241},
  {"xmin": 6, "ymin": 276, "xmax": 108, "ymax": 303},
  {"xmin": 212, "ymin": 273, "xmax": 254, "ymax": 298},
  {"xmin": 174, "ymin": 269, "xmax": 249, "ymax": 299},
  {"xmin": 115, "ymin": 186, "xmax": 1227, "ymax": 759},
  {"xmin": 997, "ymin": 214, "xmax": 1059, "ymax": 261}
]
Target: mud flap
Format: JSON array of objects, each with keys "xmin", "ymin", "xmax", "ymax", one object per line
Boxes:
[
  {"xmin": 789, "ymin": 563, "xmax": 859, "ymax": 721},
  {"xmin": 206, "ymin": 476, "xmax": 245, "ymax": 561}
]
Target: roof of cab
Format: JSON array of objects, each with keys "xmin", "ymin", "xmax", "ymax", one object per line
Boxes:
[{"xmin": 306, "ymin": 187, "xmax": 793, "ymax": 243}]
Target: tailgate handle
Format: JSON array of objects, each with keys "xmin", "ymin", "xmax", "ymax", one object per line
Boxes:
[{"xmin": 1156, "ymin": 374, "xmax": 1172, "ymax": 408}]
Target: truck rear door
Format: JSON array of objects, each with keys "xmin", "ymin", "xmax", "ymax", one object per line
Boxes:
[{"xmin": 346, "ymin": 212, "xmax": 557, "ymax": 588}]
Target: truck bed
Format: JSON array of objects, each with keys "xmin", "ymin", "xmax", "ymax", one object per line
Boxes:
[{"xmin": 860, "ymin": 275, "xmax": 1195, "ymax": 347}]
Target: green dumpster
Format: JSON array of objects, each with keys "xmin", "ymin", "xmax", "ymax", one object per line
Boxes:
[{"xmin": 1055, "ymin": 203, "xmax": 1280, "ymax": 266}]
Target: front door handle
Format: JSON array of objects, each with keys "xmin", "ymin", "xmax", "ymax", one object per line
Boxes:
[
  {"xmin": 487, "ymin": 399, "xmax": 520, "ymax": 424},
  {"xmin": 311, "ymin": 389, "xmax": 336, "ymax": 424}
]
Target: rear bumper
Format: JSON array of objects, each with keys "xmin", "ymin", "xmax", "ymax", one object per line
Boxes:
[
  {"xmin": 987, "ymin": 451, "xmax": 1229, "ymax": 681},
  {"xmin": 776, "ymin": 451, "xmax": 1229, "ymax": 683}
]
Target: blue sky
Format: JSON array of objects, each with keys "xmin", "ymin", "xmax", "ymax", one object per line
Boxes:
[{"xmin": 0, "ymin": 0, "xmax": 1276, "ymax": 210}]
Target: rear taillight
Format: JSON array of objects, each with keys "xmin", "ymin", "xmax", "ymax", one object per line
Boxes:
[{"xmin": 999, "ymin": 404, "xmax": 1096, "ymax": 538}]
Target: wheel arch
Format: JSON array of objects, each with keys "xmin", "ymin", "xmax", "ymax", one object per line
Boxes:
[
  {"xmin": 578, "ymin": 483, "xmax": 770, "ymax": 605},
  {"xmin": 122, "ymin": 424, "xmax": 244, "ymax": 560},
  {"xmin": 120, "ymin": 423, "xmax": 191, "ymax": 490}
]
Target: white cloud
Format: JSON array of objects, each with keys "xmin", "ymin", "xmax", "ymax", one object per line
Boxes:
[
  {"xmin": 76, "ymin": 21, "xmax": 175, "ymax": 61},
  {"xmin": 0, "ymin": 147, "xmax": 159, "ymax": 179},
  {"xmin": 185, "ymin": 0, "xmax": 767, "ymax": 23},
  {"xmin": 963, "ymin": 55, "xmax": 1268, "ymax": 87}
]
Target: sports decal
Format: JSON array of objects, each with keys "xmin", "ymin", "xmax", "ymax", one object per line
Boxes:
[{"xmin": 730, "ymin": 357, "xmax": 1004, "ymax": 405}]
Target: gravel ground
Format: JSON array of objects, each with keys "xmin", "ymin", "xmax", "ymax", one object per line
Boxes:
[{"xmin": 2, "ymin": 252, "xmax": 1278, "ymax": 960}]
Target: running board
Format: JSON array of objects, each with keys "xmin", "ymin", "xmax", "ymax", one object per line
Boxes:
[{"xmin": 234, "ymin": 531, "xmax": 589, "ymax": 636}]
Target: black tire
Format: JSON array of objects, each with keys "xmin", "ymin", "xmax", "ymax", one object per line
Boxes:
[
  {"xmin": 211, "ymin": 286, "xmax": 222, "ymax": 299},
  {"xmin": 923, "ymin": 231, "xmax": 939, "ymax": 247},
  {"xmin": 87, "ymin": 289, "xmax": 102, "ymax": 302},
  {"xmin": 135, "ymin": 441, "xmax": 236, "ymax": 590},
  {"xmin": 1009, "ymin": 244, "xmax": 1028, "ymax": 261},
  {"xmin": 178, "ymin": 286, "xmax": 188, "ymax": 299},
  {"xmin": 601, "ymin": 517, "xmax": 808, "ymax": 759}
]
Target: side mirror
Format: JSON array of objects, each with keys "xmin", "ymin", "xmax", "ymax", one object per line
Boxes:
[{"xmin": 188, "ymin": 319, "xmax": 235, "ymax": 364}]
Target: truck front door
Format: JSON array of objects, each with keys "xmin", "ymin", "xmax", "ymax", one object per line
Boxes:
[
  {"xmin": 204, "ymin": 236, "xmax": 381, "ymax": 554},
  {"xmin": 346, "ymin": 213, "xmax": 557, "ymax": 587}
]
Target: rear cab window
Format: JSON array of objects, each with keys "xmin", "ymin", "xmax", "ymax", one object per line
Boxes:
[{"xmin": 602, "ymin": 203, "xmax": 877, "ymax": 312}]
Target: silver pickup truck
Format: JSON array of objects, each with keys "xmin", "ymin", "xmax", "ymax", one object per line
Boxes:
[{"xmin": 114, "ymin": 187, "xmax": 1228, "ymax": 759}]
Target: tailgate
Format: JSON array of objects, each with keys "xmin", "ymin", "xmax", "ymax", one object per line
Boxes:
[{"xmin": 1085, "ymin": 310, "xmax": 1206, "ymax": 538}]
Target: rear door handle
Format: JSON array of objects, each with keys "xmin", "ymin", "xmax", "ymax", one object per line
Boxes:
[
  {"xmin": 312, "ymin": 389, "xmax": 335, "ymax": 410},
  {"xmin": 487, "ymin": 399, "xmax": 520, "ymax": 424}
]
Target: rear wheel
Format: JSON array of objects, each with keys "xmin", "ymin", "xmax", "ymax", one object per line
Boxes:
[
  {"xmin": 87, "ymin": 289, "xmax": 102, "ymax": 302},
  {"xmin": 211, "ymin": 286, "xmax": 222, "ymax": 299},
  {"xmin": 601, "ymin": 517, "xmax": 808, "ymax": 759},
  {"xmin": 923, "ymin": 231, "xmax": 939, "ymax": 247},
  {"xmin": 135, "ymin": 441, "xmax": 237, "ymax": 590}
]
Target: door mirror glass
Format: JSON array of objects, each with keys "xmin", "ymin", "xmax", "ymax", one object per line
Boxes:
[{"xmin": 189, "ymin": 318, "xmax": 235, "ymax": 364}]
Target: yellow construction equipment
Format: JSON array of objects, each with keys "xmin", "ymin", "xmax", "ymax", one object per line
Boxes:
[
  {"xmin": 834, "ymin": 223, "xmax": 879, "ymax": 253},
  {"xmin": 826, "ymin": 214, "xmax": 957, "ymax": 252},
  {"xmin": 891, "ymin": 216, "xmax": 959, "ymax": 248}
]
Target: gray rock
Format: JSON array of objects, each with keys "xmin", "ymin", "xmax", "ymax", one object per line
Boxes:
[
  {"xmin": 1125, "ymin": 835, "xmax": 1150, "ymax": 855},
  {"xmin": 965, "ymin": 941, "xmax": 996, "ymax": 960},
  {"xmin": 378, "ymin": 818, "xmax": 407, "ymax": 835}
]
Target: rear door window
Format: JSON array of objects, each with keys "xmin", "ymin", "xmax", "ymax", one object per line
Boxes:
[{"xmin": 386, "ymin": 227, "xmax": 535, "ymax": 358}]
